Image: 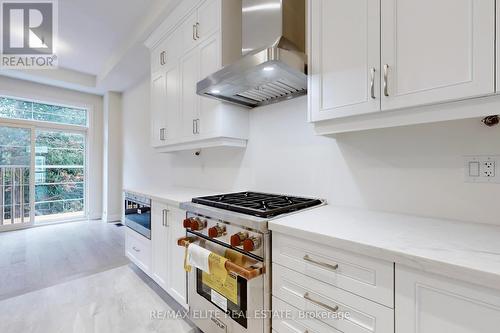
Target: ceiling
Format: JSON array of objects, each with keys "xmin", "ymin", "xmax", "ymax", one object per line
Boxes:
[{"xmin": 0, "ymin": 0, "xmax": 181, "ymax": 94}]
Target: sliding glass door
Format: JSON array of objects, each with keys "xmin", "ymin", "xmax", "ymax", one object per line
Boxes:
[
  {"xmin": 35, "ymin": 129, "xmax": 85, "ymax": 223},
  {"xmin": 0, "ymin": 125, "xmax": 33, "ymax": 229},
  {"xmin": 0, "ymin": 96, "xmax": 88, "ymax": 229},
  {"xmin": 0, "ymin": 125, "xmax": 87, "ymax": 229}
]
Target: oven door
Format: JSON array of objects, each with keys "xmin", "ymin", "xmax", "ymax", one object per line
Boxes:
[
  {"xmin": 184, "ymin": 233, "xmax": 265, "ymax": 333},
  {"xmin": 124, "ymin": 199, "xmax": 151, "ymax": 239}
]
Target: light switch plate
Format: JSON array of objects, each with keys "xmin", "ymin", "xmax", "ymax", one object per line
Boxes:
[{"xmin": 464, "ymin": 155, "xmax": 500, "ymax": 183}]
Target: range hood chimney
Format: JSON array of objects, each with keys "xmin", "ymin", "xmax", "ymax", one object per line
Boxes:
[{"xmin": 197, "ymin": 0, "xmax": 307, "ymax": 108}]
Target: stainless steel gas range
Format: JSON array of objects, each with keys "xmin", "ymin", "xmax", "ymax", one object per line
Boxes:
[{"xmin": 179, "ymin": 192, "xmax": 324, "ymax": 333}]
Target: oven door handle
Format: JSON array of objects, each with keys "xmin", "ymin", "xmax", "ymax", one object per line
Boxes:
[{"xmin": 178, "ymin": 237, "xmax": 263, "ymax": 281}]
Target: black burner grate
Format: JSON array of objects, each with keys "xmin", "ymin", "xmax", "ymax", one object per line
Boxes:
[{"xmin": 192, "ymin": 192, "xmax": 323, "ymax": 218}]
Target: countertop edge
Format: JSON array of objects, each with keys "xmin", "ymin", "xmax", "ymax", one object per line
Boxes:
[{"xmin": 268, "ymin": 222, "xmax": 500, "ymax": 291}]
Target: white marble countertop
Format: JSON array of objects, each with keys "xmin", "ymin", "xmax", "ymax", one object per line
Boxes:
[
  {"xmin": 269, "ymin": 205, "xmax": 500, "ymax": 290},
  {"xmin": 123, "ymin": 187, "xmax": 218, "ymax": 208}
]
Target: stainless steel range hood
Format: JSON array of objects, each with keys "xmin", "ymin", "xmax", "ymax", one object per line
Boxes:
[{"xmin": 197, "ymin": 0, "xmax": 307, "ymax": 108}]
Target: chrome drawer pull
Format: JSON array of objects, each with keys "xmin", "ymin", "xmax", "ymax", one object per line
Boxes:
[
  {"xmin": 303, "ymin": 292, "xmax": 339, "ymax": 313},
  {"xmin": 132, "ymin": 246, "xmax": 140, "ymax": 252},
  {"xmin": 303, "ymin": 254, "xmax": 339, "ymax": 271}
]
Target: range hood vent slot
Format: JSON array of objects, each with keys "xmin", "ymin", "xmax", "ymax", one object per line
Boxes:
[{"xmin": 236, "ymin": 80, "xmax": 305, "ymax": 103}]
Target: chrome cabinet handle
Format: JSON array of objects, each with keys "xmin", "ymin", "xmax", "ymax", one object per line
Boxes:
[
  {"xmin": 303, "ymin": 292, "xmax": 339, "ymax": 313},
  {"xmin": 159, "ymin": 128, "xmax": 166, "ymax": 141},
  {"xmin": 195, "ymin": 119, "xmax": 200, "ymax": 134},
  {"xmin": 162, "ymin": 209, "xmax": 169, "ymax": 227},
  {"xmin": 160, "ymin": 51, "xmax": 166, "ymax": 66},
  {"xmin": 383, "ymin": 64, "xmax": 389, "ymax": 97},
  {"xmin": 303, "ymin": 254, "xmax": 339, "ymax": 271},
  {"xmin": 193, "ymin": 25, "xmax": 196, "ymax": 40},
  {"xmin": 192, "ymin": 119, "xmax": 196, "ymax": 134},
  {"xmin": 370, "ymin": 67, "xmax": 376, "ymax": 99},
  {"xmin": 132, "ymin": 246, "xmax": 140, "ymax": 253},
  {"xmin": 196, "ymin": 22, "xmax": 200, "ymax": 39}
]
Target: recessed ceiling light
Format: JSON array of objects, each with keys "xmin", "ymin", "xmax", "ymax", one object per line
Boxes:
[
  {"xmin": 211, "ymin": 89, "xmax": 221, "ymax": 94},
  {"xmin": 263, "ymin": 66, "xmax": 275, "ymax": 72}
]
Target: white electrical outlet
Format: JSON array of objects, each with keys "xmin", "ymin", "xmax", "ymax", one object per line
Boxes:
[{"xmin": 464, "ymin": 155, "xmax": 500, "ymax": 183}]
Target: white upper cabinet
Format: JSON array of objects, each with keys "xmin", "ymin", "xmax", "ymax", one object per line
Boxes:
[
  {"xmin": 396, "ymin": 265, "xmax": 500, "ymax": 333},
  {"xmin": 150, "ymin": 72, "xmax": 166, "ymax": 147},
  {"xmin": 181, "ymin": 12, "xmax": 198, "ymax": 53},
  {"xmin": 309, "ymin": 0, "xmax": 497, "ymax": 134},
  {"xmin": 180, "ymin": 45, "xmax": 201, "ymax": 139},
  {"xmin": 146, "ymin": 0, "xmax": 248, "ymax": 152},
  {"xmin": 196, "ymin": 0, "xmax": 219, "ymax": 42},
  {"xmin": 381, "ymin": 0, "xmax": 495, "ymax": 110},
  {"xmin": 309, "ymin": 0, "xmax": 381, "ymax": 121},
  {"xmin": 198, "ymin": 35, "xmax": 221, "ymax": 136}
]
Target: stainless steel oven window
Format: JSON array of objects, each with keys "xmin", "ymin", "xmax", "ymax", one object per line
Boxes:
[{"xmin": 124, "ymin": 195, "xmax": 151, "ymax": 239}]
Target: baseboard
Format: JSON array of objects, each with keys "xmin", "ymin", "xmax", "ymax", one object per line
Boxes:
[{"xmin": 102, "ymin": 213, "xmax": 122, "ymax": 223}]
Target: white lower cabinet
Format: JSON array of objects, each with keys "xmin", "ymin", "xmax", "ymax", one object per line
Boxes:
[
  {"xmin": 166, "ymin": 207, "xmax": 188, "ymax": 308},
  {"xmin": 151, "ymin": 201, "xmax": 169, "ymax": 289},
  {"xmin": 272, "ymin": 232, "xmax": 394, "ymax": 333},
  {"xmin": 149, "ymin": 200, "xmax": 188, "ymax": 309},
  {"xmin": 125, "ymin": 228, "xmax": 152, "ymax": 274},
  {"xmin": 395, "ymin": 265, "xmax": 500, "ymax": 333},
  {"xmin": 273, "ymin": 264, "xmax": 394, "ymax": 333},
  {"xmin": 273, "ymin": 296, "xmax": 342, "ymax": 333}
]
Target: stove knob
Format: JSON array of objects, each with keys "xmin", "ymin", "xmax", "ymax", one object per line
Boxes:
[
  {"xmin": 208, "ymin": 225, "xmax": 226, "ymax": 238},
  {"xmin": 183, "ymin": 218, "xmax": 192, "ymax": 229},
  {"xmin": 243, "ymin": 236, "xmax": 261, "ymax": 252},
  {"xmin": 230, "ymin": 232, "xmax": 249, "ymax": 247},
  {"xmin": 190, "ymin": 218, "xmax": 206, "ymax": 231}
]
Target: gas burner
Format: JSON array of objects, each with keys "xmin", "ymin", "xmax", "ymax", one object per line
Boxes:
[{"xmin": 191, "ymin": 191, "xmax": 323, "ymax": 218}]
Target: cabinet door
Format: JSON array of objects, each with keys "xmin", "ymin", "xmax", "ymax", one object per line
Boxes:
[
  {"xmin": 180, "ymin": 46, "xmax": 200, "ymax": 139},
  {"xmin": 309, "ymin": 0, "xmax": 381, "ymax": 121},
  {"xmin": 150, "ymin": 72, "xmax": 166, "ymax": 147},
  {"xmin": 381, "ymin": 0, "xmax": 495, "ymax": 110},
  {"xmin": 396, "ymin": 265, "xmax": 500, "ymax": 333},
  {"xmin": 181, "ymin": 12, "xmax": 198, "ymax": 52},
  {"xmin": 167, "ymin": 207, "xmax": 188, "ymax": 309},
  {"xmin": 198, "ymin": 35, "xmax": 221, "ymax": 136},
  {"xmin": 165, "ymin": 63, "xmax": 181, "ymax": 141},
  {"xmin": 151, "ymin": 201, "xmax": 169, "ymax": 289},
  {"xmin": 197, "ymin": 0, "xmax": 220, "ymax": 42}
]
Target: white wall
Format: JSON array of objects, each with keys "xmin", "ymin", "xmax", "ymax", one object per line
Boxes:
[
  {"xmin": 122, "ymin": 77, "xmax": 500, "ymax": 225},
  {"xmin": 122, "ymin": 79, "xmax": 174, "ymax": 191},
  {"xmin": 0, "ymin": 76, "xmax": 104, "ymax": 220},
  {"xmin": 102, "ymin": 91, "xmax": 123, "ymax": 222}
]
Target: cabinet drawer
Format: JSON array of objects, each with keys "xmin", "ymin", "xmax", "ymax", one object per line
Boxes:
[
  {"xmin": 125, "ymin": 228, "xmax": 151, "ymax": 274},
  {"xmin": 273, "ymin": 296, "xmax": 342, "ymax": 333},
  {"xmin": 273, "ymin": 264, "xmax": 394, "ymax": 333},
  {"xmin": 273, "ymin": 233, "xmax": 394, "ymax": 307}
]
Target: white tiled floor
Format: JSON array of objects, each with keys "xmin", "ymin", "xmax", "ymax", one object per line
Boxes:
[
  {"xmin": 0, "ymin": 221, "xmax": 196, "ymax": 333},
  {"xmin": 0, "ymin": 265, "xmax": 194, "ymax": 333}
]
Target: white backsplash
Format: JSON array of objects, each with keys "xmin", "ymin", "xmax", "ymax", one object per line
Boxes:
[{"xmin": 123, "ymin": 78, "xmax": 500, "ymax": 225}]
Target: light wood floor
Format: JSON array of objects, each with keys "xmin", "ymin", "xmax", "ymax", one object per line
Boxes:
[
  {"xmin": 0, "ymin": 221, "xmax": 197, "ymax": 333},
  {"xmin": 0, "ymin": 265, "xmax": 195, "ymax": 333},
  {"xmin": 0, "ymin": 220, "xmax": 128, "ymax": 300}
]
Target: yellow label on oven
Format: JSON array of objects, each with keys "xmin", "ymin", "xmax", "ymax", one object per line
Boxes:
[{"xmin": 202, "ymin": 271, "xmax": 238, "ymax": 305}]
